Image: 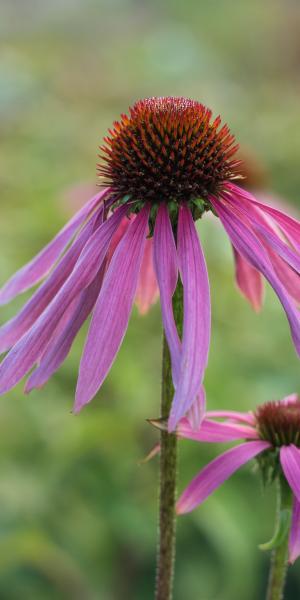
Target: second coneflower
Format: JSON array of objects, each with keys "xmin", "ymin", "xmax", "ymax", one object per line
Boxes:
[
  {"xmin": 0, "ymin": 97, "xmax": 299, "ymax": 430},
  {"xmin": 176, "ymin": 393, "xmax": 300, "ymax": 586}
]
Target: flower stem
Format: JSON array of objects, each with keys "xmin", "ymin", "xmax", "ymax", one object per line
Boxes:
[
  {"xmin": 155, "ymin": 280, "xmax": 183, "ymax": 600},
  {"xmin": 266, "ymin": 476, "xmax": 293, "ymax": 600}
]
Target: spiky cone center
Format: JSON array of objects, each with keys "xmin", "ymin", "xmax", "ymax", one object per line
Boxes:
[
  {"xmin": 98, "ymin": 96, "xmax": 241, "ymax": 208},
  {"xmin": 255, "ymin": 398, "xmax": 300, "ymax": 447}
]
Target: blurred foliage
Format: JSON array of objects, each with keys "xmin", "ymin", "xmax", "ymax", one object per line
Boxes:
[{"xmin": 0, "ymin": 0, "xmax": 300, "ymax": 598}]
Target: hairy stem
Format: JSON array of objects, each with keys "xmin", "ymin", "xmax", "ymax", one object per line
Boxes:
[
  {"xmin": 155, "ymin": 280, "xmax": 183, "ymax": 600},
  {"xmin": 266, "ymin": 476, "xmax": 292, "ymax": 600}
]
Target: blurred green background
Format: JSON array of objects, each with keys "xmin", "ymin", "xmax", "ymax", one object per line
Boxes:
[{"xmin": 0, "ymin": 0, "xmax": 300, "ymax": 598}]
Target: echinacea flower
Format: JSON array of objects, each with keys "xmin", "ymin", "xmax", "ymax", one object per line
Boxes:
[
  {"xmin": 176, "ymin": 394, "xmax": 300, "ymax": 563},
  {"xmin": 0, "ymin": 97, "xmax": 300, "ymax": 430}
]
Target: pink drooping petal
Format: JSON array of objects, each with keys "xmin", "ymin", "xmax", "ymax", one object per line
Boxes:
[
  {"xmin": 232, "ymin": 246, "xmax": 264, "ymax": 311},
  {"xmin": 135, "ymin": 237, "xmax": 159, "ymax": 315},
  {"xmin": 211, "ymin": 198, "xmax": 300, "ymax": 356},
  {"xmin": 205, "ymin": 410, "xmax": 256, "ymax": 425},
  {"xmin": 36, "ymin": 294, "xmax": 82, "ymax": 360},
  {"xmin": 0, "ymin": 210, "xmax": 102, "ymax": 354},
  {"xmin": 168, "ymin": 205, "xmax": 211, "ymax": 432},
  {"xmin": 256, "ymin": 224, "xmax": 300, "ymax": 273},
  {"xmin": 289, "ymin": 496, "xmax": 300, "ymax": 564},
  {"xmin": 225, "ymin": 185, "xmax": 300, "ymax": 307},
  {"xmin": 186, "ymin": 385, "xmax": 206, "ymax": 430},
  {"xmin": 74, "ymin": 204, "xmax": 150, "ymax": 412},
  {"xmin": 153, "ymin": 203, "xmax": 180, "ymax": 381},
  {"xmin": 186, "ymin": 386, "xmax": 206, "ymax": 430},
  {"xmin": 224, "ymin": 188, "xmax": 300, "ymax": 305},
  {"xmin": 267, "ymin": 248, "xmax": 300, "ymax": 304},
  {"xmin": 0, "ymin": 188, "xmax": 109, "ymax": 305},
  {"xmin": 0, "ymin": 206, "xmax": 127, "ymax": 395},
  {"xmin": 176, "ymin": 440, "xmax": 270, "ymax": 514},
  {"xmin": 25, "ymin": 267, "xmax": 105, "ymax": 392},
  {"xmin": 226, "ymin": 183, "xmax": 300, "ymax": 252},
  {"xmin": 280, "ymin": 445, "xmax": 300, "ymax": 503},
  {"xmin": 224, "ymin": 188, "xmax": 300, "ymax": 275},
  {"xmin": 177, "ymin": 417, "xmax": 259, "ymax": 442},
  {"xmin": 153, "ymin": 204, "xmax": 207, "ymax": 432}
]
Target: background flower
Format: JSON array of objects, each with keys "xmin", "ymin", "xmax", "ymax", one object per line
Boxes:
[{"xmin": 177, "ymin": 395, "xmax": 300, "ymax": 563}]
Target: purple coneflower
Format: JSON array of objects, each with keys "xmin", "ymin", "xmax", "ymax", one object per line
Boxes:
[
  {"xmin": 176, "ymin": 394, "xmax": 300, "ymax": 563},
  {"xmin": 0, "ymin": 97, "xmax": 299, "ymax": 430}
]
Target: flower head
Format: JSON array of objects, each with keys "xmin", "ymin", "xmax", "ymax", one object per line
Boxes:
[
  {"xmin": 256, "ymin": 397, "xmax": 300, "ymax": 447},
  {"xmin": 0, "ymin": 97, "xmax": 299, "ymax": 431},
  {"xmin": 176, "ymin": 394, "xmax": 300, "ymax": 563},
  {"xmin": 99, "ymin": 97, "xmax": 240, "ymax": 204}
]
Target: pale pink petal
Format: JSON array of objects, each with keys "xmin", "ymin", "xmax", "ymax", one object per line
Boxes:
[
  {"xmin": 0, "ymin": 188, "xmax": 109, "ymax": 305},
  {"xmin": 62, "ymin": 181, "xmax": 98, "ymax": 214},
  {"xmin": 280, "ymin": 445, "xmax": 300, "ymax": 503},
  {"xmin": 281, "ymin": 394, "xmax": 299, "ymax": 406},
  {"xmin": 289, "ymin": 496, "xmax": 300, "ymax": 564},
  {"xmin": 74, "ymin": 204, "xmax": 150, "ymax": 412},
  {"xmin": 153, "ymin": 203, "xmax": 180, "ymax": 382},
  {"xmin": 177, "ymin": 417, "xmax": 259, "ymax": 442},
  {"xmin": 211, "ymin": 198, "xmax": 300, "ymax": 356},
  {"xmin": 0, "ymin": 211, "xmax": 101, "ymax": 353},
  {"xmin": 205, "ymin": 410, "xmax": 256, "ymax": 425},
  {"xmin": 135, "ymin": 237, "xmax": 159, "ymax": 315},
  {"xmin": 232, "ymin": 246, "xmax": 264, "ymax": 311},
  {"xmin": 176, "ymin": 440, "xmax": 270, "ymax": 514},
  {"xmin": 0, "ymin": 206, "xmax": 126, "ymax": 395},
  {"xmin": 168, "ymin": 205, "xmax": 211, "ymax": 431}
]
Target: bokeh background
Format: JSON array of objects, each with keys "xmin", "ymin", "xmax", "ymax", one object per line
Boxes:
[{"xmin": 0, "ymin": 1, "xmax": 300, "ymax": 598}]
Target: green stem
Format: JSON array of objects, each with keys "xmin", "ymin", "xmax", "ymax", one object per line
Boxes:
[
  {"xmin": 266, "ymin": 476, "xmax": 293, "ymax": 600},
  {"xmin": 155, "ymin": 281, "xmax": 183, "ymax": 600}
]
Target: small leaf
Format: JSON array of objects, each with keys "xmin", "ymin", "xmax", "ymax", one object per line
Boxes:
[
  {"xmin": 147, "ymin": 417, "xmax": 168, "ymax": 432},
  {"xmin": 259, "ymin": 508, "xmax": 292, "ymax": 551}
]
